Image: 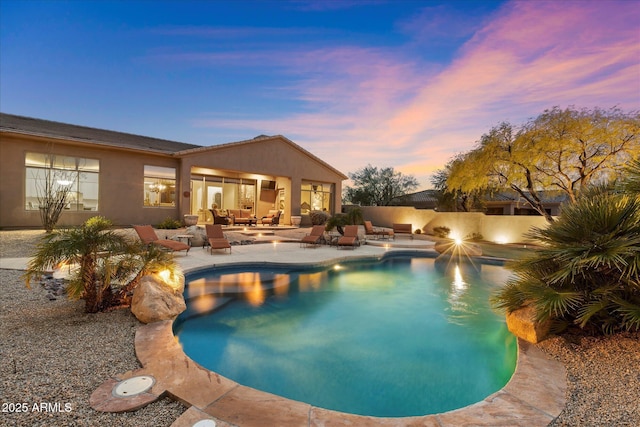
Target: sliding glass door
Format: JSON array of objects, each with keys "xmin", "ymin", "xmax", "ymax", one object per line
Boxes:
[{"xmin": 190, "ymin": 175, "xmax": 256, "ymax": 222}]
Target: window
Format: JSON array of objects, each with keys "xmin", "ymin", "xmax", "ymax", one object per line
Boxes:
[
  {"xmin": 144, "ymin": 166, "xmax": 176, "ymax": 207},
  {"xmin": 301, "ymin": 181, "xmax": 333, "ymax": 214},
  {"xmin": 25, "ymin": 152, "xmax": 100, "ymax": 211}
]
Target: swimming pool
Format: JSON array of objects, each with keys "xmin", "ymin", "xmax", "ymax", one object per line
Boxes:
[{"xmin": 174, "ymin": 255, "xmax": 517, "ymax": 417}]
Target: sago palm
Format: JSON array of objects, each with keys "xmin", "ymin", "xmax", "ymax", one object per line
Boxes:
[
  {"xmin": 622, "ymin": 158, "xmax": 640, "ymax": 194},
  {"xmin": 24, "ymin": 216, "xmax": 179, "ymax": 313},
  {"xmin": 108, "ymin": 243, "xmax": 178, "ymax": 305},
  {"xmin": 492, "ymin": 187, "xmax": 640, "ymax": 334}
]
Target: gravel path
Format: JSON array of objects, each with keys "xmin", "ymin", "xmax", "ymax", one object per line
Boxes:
[{"xmin": 1, "ymin": 229, "xmax": 639, "ymax": 426}]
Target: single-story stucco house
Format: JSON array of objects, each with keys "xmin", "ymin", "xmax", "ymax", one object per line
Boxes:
[{"xmin": 0, "ymin": 113, "xmax": 347, "ymax": 229}]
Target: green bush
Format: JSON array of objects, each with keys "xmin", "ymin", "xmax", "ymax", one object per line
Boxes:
[
  {"xmin": 156, "ymin": 217, "xmax": 182, "ymax": 229},
  {"xmin": 325, "ymin": 207, "xmax": 363, "ymax": 234},
  {"xmin": 492, "ymin": 187, "xmax": 640, "ymax": 335}
]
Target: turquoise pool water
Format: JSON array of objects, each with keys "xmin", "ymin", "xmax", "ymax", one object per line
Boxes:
[{"xmin": 174, "ymin": 255, "xmax": 517, "ymax": 417}]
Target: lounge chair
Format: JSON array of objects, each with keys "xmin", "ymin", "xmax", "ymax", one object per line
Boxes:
[
  {"xmin": 205, "ymin": 224, "xmax": 232, "ymax": 254},
  {"xmin": 337, "ymin": 225, "xmax": 360, "ymax": 249},
  {"xmin": 364, "ymin": 220, "xmax": 394, "ymax": 240},
  {"xmin": 300, "ymin": 225, "xmax": 326, "ymax": 248},
  {"xmin": 261, "ymin": 210, "xmax": 281, "ymax": 226},
  {"xmin": 133, "ymin": 225, "xmax": 190, "ymax": 254},
  {"xmin": 393, "ymin": 223, "xmax": 413, "ymax": 239}
]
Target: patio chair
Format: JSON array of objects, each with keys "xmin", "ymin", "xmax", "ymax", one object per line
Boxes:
[
  {"xmin": 364, "ymin": 220, "xmax": 394, "ymax": 240},
  {"xmin": 337, "ymin": 225, "xmax": 360, "ymax": 249},
  {"xmin": 261, "ymin": 210, "xmax": 281, "ymax": 226},
  {"xmin": 205, "ymin": 224, "xmax": 232, "ymax": 254},
  {"xmin": 300, "ymin": 225, "xmax": 326, "ymax": 248},
  {"xmin": 133, "ymin": 225, "xmax": 190, "ymax": 254},
  {"xmin": 209, "ymin": 209, "xmax": 231, "ymax": 225}
]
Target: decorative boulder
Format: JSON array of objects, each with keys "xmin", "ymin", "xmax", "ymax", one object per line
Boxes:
[
  {"xmin": 506, "ymin": 305, "xmax": 552, "ymax": 343},
  {"xmin": 185, "ymin": 225, "xmax": 207, "ymax": 247},
  {"xmin": 131, "ymin": 274, "xmax": 186, "ymax": 324}
]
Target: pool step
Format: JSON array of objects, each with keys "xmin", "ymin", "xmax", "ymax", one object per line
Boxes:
[
  {"xmin": 185, "ymin": 273, "xmax": 295, "ymax": 299},
  {"xmin": 240, "ymin": 230, "xmax": 275, "ymax": 236}
]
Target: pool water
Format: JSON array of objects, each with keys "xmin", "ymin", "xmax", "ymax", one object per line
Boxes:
[{"xmin": 174, "ymin": 256, "xmax": 517, "ymax": 417}]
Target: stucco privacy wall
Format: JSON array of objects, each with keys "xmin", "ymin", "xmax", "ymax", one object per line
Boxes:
[{"xmin": 359, "ymin": 206, "xmax": 550, "ymax": 243}]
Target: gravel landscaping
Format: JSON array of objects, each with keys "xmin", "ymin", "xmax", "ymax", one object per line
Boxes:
[{"xmin": 1, "ymin": 229, "xmax": 639, "ymax": 426}]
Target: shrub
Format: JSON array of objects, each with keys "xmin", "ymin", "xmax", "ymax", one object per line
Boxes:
[
  {"xmin": 23, "ymin": 216, "xmax": 177, "ymax": 313},
  {"xmin": 465, "ymin": 232, "xmax": 484, "ymax": 241},
  {"xmin": 433, "ymin": 226, "xmax": 450, "ymax": 238},
  {"xmin": 492, "ymin": 187, "xmax": 640, "ymax": 335},
  {"xmin": 325, "ymin": 207, "xmax": 363, "ymax": 234},
  {"xmin": 157, "ymin": 217, "xmax": 182, "ymax": 229}
]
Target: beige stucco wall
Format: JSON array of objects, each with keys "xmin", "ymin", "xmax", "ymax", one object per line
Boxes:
[
  {"xmin": 358, "ymin": 206, "xmax": 550, "ymax": 243},
  {"xmin": 0, "ymin": 133, "xmax": 184, "ymax": 228},
  {"xmin": 178, "ymin": 137, "xmax": 345, "ymax": 224},
  {"xmin": 1, "ymin": 132, "xmax": 345, "ymax": 229}
]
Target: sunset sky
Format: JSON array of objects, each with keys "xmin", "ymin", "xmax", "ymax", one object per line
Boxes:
[{"xmin": 1, "ymin": 0, "xmax": 638, "ymax": 189}]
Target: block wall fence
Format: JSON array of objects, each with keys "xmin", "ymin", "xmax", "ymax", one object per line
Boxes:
[{"xmin": 356, "ymin": 206, "xmax": 551, "ymax": 244}]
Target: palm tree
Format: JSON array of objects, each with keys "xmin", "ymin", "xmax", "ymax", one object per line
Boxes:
[
  {"xmin": 23, "ymin": 216, "xmax": 178, "ymax": 313},
  {"xmin": 622, "ymin": 158, "xmax": 640, "ymax": 194},
  {"xmin": 325, "ymin": 207, "xmax": 364, "ymax": 234},
  {"xmin": 109, "ymin": 243, "xmax": 177, "ymax": 305},
  {"xmin": 492, "ymin": 186, "xmax": 640, "ymax": 334}
]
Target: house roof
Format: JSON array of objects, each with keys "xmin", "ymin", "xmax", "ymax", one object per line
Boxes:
[
  {"xmin": 0, "ymin": 113, "xmax": 347, "ymax": 179},
  {"xmin": 485, "ymin": 190, "xmax": 569, "ymax": 204},
  {"xmin": 0, "ymin": 113, "xmax": 200, "ymax": 154},
  {"xmin": 174, "ymin": 134, "xmax": 348, "ymax": 179},
  {"xmin": 393, "ymin": 189, "xmax": 569, "ymax": 208},
  {"xmin": 391, "ymin": 189, "xmax": 440, "ymax": 206}
]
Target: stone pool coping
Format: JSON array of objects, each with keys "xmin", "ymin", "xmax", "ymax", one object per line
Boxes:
[
  {"xmin": 95, "ymin": 243, "xmax": 567, "ymax": 426},
  {"xmin": 126, "ymin": 321, "xmax": 566, "ymax": 427}
]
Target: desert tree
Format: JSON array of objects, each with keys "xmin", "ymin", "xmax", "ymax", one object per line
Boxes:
[
  {"xmin": 445, "ymin": 107, "xmax": 640, "ymax": 222},
  {"xmin": 432, "ymin": 155, "xmax": 486, "ymax": 212},
  {"xmin": 32, "ymin": 147, "xmax": 77, "ymax": 232},
  {"xmin": 344, "ymin": 164, "xmax": 419, "ymax": 206}
]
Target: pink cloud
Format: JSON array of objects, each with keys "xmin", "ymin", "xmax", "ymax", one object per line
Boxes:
[{"xmin": 192, "ymin": 0, "xmax": 640, "ymax": 189}]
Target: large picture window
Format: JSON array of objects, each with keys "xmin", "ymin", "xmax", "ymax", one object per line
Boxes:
[
  {"xmin": 144, "ymin": 166, "xmax": 176, "ymax": 207},
  {"xmin": 25, "ymin": 152, "xmax": 100, "ymax": 211},
  {"xmin": 301, "ymin": 181, "xmax": 333, "ymax": 214}
]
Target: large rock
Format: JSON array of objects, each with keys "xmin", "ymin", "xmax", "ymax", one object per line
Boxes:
[
  {"xmin": 185, "ymin": 225, "xmax": 207, "ymax": 247},
  {"xmin": 506, "ymin": 305, "xmax": 552, "ymax": 343},
  {"xmin": 131, "ymin": 274, "xmax": 186, "ymax": 324}
]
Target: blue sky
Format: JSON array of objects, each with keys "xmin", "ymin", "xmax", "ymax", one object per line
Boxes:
[{"xmin": 1, "ymin": 0, "xmax": 638, "ymax": 189}]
